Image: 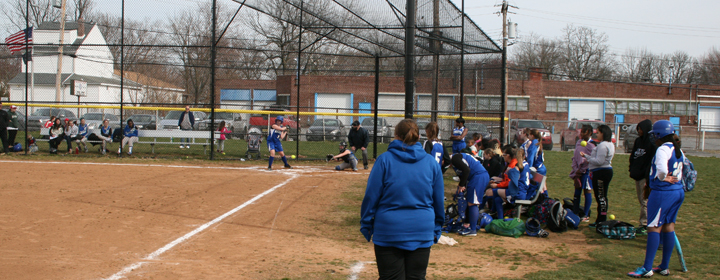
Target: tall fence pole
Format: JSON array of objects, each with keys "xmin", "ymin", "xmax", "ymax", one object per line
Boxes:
[
  {"xmin": 209, "ymin": 0, "xmax": 217, "ymax": 160},
  {"xmin": 404, "ymin": 0, "xmax": 416, "ymax": 119},
  {"xmin": 459, "ymin": 0, "xmax": 465, "ymax": 118},
  {"xmin": 374, "ymin": 56, "xmax": 379, "ymax": 159},
  {"xmin": 119, "ymin": 0, "xmax": 125, "ymax": 153},
  {"xmin": 24, "ymin": 0, "xmax": 29, "ymax": 154},
  {"xmin": 296, "ymin": 0, "xmax": 303, "ymax": 158}
]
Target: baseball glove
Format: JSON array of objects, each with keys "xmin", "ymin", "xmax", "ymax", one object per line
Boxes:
[{"xmin": 326, "ymin": 154, "xmax": 334, "ymax": 162}]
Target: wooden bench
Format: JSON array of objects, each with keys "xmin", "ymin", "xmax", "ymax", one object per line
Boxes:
[{"xmin": 40, "ymin": 128, "xmax": 222, "ymax": 154}]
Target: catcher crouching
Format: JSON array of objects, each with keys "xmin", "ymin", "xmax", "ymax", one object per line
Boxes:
[{"xmin": 328, "ymin": 141, "xmax": 358, "ymax": 171}]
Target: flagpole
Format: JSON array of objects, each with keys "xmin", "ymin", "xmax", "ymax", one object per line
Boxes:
[{"xmin": 31, "ymin": 48, "xmax": 34, "ymax": 104}]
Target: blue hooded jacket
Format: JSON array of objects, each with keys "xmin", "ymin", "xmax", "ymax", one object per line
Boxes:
[{"xmin": 361, "ymin": 140, "xmax": 444, "ymax": 250}]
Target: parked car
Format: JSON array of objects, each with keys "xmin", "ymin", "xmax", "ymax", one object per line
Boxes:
[
  {"xmin": 306, "ymin": 118, "xmax": 347, "ymax": 141},
  {"xmin": 1, "ymin": 108, "xmax": 25, "ymax": 130},
  {"xmin": 126, "ymin": 114, "xmax": 157, "ymax": 130},
  {"xmin": 559, "ymin": 119, "xmax": 616, "ymax": 151},
  {"xmin": 622, "ymin": 124, "xmax": 639, "ymax": 153},
  {"xmin": 158, "ymin": 110, "xmax": 207, "ymax": 130},
  {"xmin": 362, "ymin": 117, "xmax": 393, "ymax": 143},
  {"xmin": 26, "ymin": 108, "xmax": 77, "ymax": 131},
  {"xmin": 248, "ymin": 107, "xmax": 298, "ymax": 141},
  {"xmin": 509, "ymin": 119, "xmax": 553, "ymax": 150},
  {"xmin": 198, "ymin": 112, "xmax": 248, "ymax": 138},
  {"xmin": 82, "ymin": 113, "xmax": 121, "ymax": 130},
  {"xmin": 465, "ymin": 122, "xmax": 492, "ymax": 141}
]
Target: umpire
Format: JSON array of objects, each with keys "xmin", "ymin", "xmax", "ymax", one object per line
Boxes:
[{"xmin": 348, "ymin": 120, "xmax": 369, "ymax": 169}]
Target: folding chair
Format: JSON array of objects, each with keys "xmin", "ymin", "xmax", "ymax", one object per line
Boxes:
[{"xmin": 514, "ymin": 171, "xmax": 546, "ymax": 218}]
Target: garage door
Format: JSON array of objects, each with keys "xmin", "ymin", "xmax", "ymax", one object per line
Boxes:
[
  {"xmin": 379, "ymin": 93, "xmax": 406, "ymax": 126},
  {"xmin": 699, "ymin": 107, "xmax": 720, "ymax": 131},
  {"xmin": 569, "ymin": 100, "xmax": 604, "ymax": 121},
  {"xmin": 315, "ymin": 93, "xmax": 353, "ymax": 126}
]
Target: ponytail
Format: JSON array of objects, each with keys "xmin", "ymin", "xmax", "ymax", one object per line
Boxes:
[
  {"xmin": 658, "ymin": 134, "xmax": 682, "ymax": 159},
  {"xmin": 395, "ymin": 119, "xmax": 419, "ymax": 145}
]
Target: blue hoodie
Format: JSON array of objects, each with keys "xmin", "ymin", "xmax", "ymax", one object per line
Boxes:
[
  {"xmin": 506, "ymin": 160, "xmax": 531, "ymax": 203},
  {"xmin": 361, "ymin": 140, "xmax": 444, "ymax": 250},
  {"xmin": 123, "ymin": 125, "xmax": 138, "ymax": 138}
]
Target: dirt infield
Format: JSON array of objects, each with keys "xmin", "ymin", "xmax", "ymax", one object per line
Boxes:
[{"xmin": 0, "ymin": 159, "xmax": 596, "ymax": 279}]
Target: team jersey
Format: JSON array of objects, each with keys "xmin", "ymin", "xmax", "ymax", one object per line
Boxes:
[
  {"xmin": 452, "ymin": 153, "xmax": 487, "ymax": 180},
  {"xmin": 520, "ymin": 139, "xmax": 531, "ymax": 157},
  {"xmin": 507, "ymin": 160, "xmax": 532, "ymax": 202},
  {"xmin": 424, "ymin": 140, "xmax": 444, "ymax": 167},
  {"xmin": 527, "ymin": 139, "xmax": 545, "ymax": 172},
  {"xmin": 267, "ymin": 126, "xmax": 283, "ymax": 142},
  {"xmin": 78, "ymin": 124, "xmax": 89, "ymax": 137},
  {"xmin": 101, "ymin": 126, "xmax": 112, "ymax": 137},
  {"xmin": 649, "ymin": 142, "xmax": 684, "ymax": 191},
  {"xmin": 452, "ymin": 126, "xmax": 465, "ymax": 145}
]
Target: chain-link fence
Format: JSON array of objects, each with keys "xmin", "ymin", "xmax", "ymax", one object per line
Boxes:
[{"xmin": 3, "ymin": 0, "xmax": 507, "ymax": 159}]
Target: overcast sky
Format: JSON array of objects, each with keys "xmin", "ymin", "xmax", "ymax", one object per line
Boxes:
[{"xmin": 451, "ymin": 0, "xmax": 720, "ymax": 58}]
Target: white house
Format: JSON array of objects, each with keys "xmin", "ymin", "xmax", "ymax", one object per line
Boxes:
[{"xmin": 8, "ymin": 21, "xmax": 183, "ymax": 115}]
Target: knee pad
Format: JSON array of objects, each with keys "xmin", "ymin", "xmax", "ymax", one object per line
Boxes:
[{"xmin": 335, "ymin": 166, "xmax": 342, "ymax": 171}]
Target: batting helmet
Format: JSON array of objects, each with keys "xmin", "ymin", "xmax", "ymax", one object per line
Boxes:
[
  {"xmin": 478, "ymin": 213, "xmax": 493, "ymax": 229},
  {"xmin": 339, "ymin": 141, "xmax": 347, "ymax": 147},
  {"xmin": 650, "ymin": 120, "xmax": 675, "ymax": 140},
  {"xmin": 275, "ymin": 116, "xmax": 284, "ymax": 123}
]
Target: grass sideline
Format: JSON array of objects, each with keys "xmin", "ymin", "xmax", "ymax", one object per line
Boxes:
[{"xmin": 335, "ymin": 150, "xmax": 720, "ymax": 279}]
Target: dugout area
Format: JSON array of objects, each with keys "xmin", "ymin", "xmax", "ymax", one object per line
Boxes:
[{"xmin": 0, "ymin": 158, "xmax": 595, "ymax": 279}]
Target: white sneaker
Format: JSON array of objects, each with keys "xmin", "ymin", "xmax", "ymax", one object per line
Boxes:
[
  {"xmin": 179, "ymin": 145, "xmax": 184, "ymax": 149},
  {"xmin": 186, "ymin": 145, "xmax": 190, "ymax": 149},
  {"xmin": 453, "ymin": 176, "xmax": 460, "ymax": 182}
]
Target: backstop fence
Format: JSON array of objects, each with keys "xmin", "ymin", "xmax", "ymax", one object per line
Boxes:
[{"xmin": 2, "ymin": 0, "xmax": 505, "ymax": 160}]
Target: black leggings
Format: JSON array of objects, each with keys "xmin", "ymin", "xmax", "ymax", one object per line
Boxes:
[
  {"xmin": 591, "ymin": 168, "xmax": 613, "ymax": 224},
  {"xmin": 374, "ymin": 244, "xmax": 431, "ymax": 280}
]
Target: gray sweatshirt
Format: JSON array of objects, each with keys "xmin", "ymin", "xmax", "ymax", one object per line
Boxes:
[{"xmin": 584, "ymin": 141, "xmax": 614, "ymax": 170}]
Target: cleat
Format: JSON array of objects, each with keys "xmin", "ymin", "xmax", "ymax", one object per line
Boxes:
[
  {"xmin": 179, "ymin": 145, "xmax": 184, "ymax": 149},
  {"xmin": 652, "ymin": 267, "xmax": 669, "ymax": 276},
  {"xmin": 284, "ymin": 165, "xmax": 293, "ymax": 169},
  {"xmin": 458, "ymin": 227, "xmax": 477, "ymax": 236},
  {"xmin": 628, "ymin": 267, "xmax": 653, "ymax": 278}
]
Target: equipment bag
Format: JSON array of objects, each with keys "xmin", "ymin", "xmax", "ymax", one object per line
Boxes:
[
  {"xmin": 681, "ymin": 154, "xmax": 697, "ymax": 192},
  {"xmin": 529, "ymin": 196, "xmax": 554, "ymax": 226},
  {"xmin": 547, "ymin": 200, "xmax": 568, "ymax": 233},
  {"xmin": 563, "ymin": 197, "xmax": 574, "ymax": 211},
  {"xmin": 564, "ymin": 209, "xmax": 581, "ymax": 229},
  {"xmin": 596, "ymin": 220, "xmax": 636, "ymax": 239},
  {"xmin": 485, "ymin": 218, "xmax": 526, "ymax": 238}
]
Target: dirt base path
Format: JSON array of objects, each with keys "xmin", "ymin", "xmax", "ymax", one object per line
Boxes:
[{"xmin": 0, "ymin": 159, "xmax": 596, "ymax": 279}]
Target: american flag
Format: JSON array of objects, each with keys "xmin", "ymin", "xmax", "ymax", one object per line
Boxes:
[{"xmin": 4, "ymin": 27, "xmax": 33, "ymax": 55}]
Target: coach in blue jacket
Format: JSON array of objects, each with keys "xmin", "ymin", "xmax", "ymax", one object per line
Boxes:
[{"xmin": 360, "ymin": 119, "xmax": 444, "ymax": 279}]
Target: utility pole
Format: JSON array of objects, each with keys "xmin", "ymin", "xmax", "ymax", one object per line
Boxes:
[
  {"xmin": 498, "ymin": 0, "xmax": 517, "ymax": 144},
  {"xmin": 404, "ymin": 0, "xmax": 417, "ymax": 119},
  {"xmin": 55, "ymin": 0, "xmax": 67, "ymax": 103}
]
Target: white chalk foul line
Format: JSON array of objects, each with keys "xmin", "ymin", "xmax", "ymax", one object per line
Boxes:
[
  {"xmin": 348, "ymin": 261, "xmax": 374, "ymax": 280},
  {"xmin": 104, "ymin": 173, "xmax": 299, "ymax": 280}
]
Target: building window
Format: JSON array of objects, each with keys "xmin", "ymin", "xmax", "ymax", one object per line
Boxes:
[
  {"xmin": 628, "ymin": 102, "xmax": 639, "ymax": 113},
  {"xmin": 467, "ymin": 96, "xmax": 525, "ymax": 111},
  {"xmin": 606, "ymin": 101, "xmax": 616, "ymax": 114},
  {"xmin": 651, "ymin": 102, "xmax": 663, "ymax": 114},
  {"xmin": 546, "ymin": 99, "xmax": 568, "ymax": 112},
  {"xmin": 616, "ymin": 101, "xmax": 628, "ymax": 113},
  {"xmin": 665, "ymin": 103, "xmax": 675, "ymax": 115},
  {"xmin": 675, "ymin": 103, "xmax": 686, "ymax": 115},
  {"xmin": 640, "ymin": 102, "xmax": 651, "ymax": 113},
  {"xmin": 517, "ymin": 98, "xmax": 529, "ymax": 111},
  {"xmin": 277, "ymin": 95, "xmax": 290, "ymax": 106}
]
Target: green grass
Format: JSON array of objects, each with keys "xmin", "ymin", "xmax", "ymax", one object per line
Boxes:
[{"xmin": 334, "ymin": 150, "xmax": 720, "ymax": 279}]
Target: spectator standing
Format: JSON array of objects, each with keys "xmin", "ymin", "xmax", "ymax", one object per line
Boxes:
[
  {"xmin": 48, "ymin": 118, "xmax": 65, "ymax": 154},
  {"xmin": 360, "ymin": 119, "xmax": 444, "ymax": 279},
  {"xmin": 581, "ymin": 124, "xmax": 615, "ymax": 226},
  {"xmin": 0, "ymin": 102, "xmax": 9, "ymax": 154},
  {"xmin": 178, "ymin": 106, "xmax": 194, "ymax": 149},
  {"xmin": 569, "ymin": 125, "xmax": 595, "ymax": 222},
  {"xmin": 97, "ymin": 119, "xmax": 113, "ymax": 155},
  {"xmin": 627, "ymin": 120, "xmax": 684, "ymax": 278},
  {"xmin": 65, "ymin": 120, "xmax": 79, "ymax": 154},
  {"xmin": 118, "ymin": 119, "xmax": 139, "ymax": 156},
  {"xmin": 216, "ymin": 121, "xmax": 232, "ymax": 155},
  {"xmin": 7, "ymin": 105, "xmax": 20, "ymax": 149},
  {"xmin": 628, "ymin": 119, "xmax": 656, "ymax": 234},
  {"xmin": 348, "ymin": 120, "xmax": 370, "ymax": 170}
]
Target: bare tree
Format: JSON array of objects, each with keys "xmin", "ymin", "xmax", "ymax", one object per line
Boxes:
[
  {"xmin": 2, "ymin": 0, "xmax": 60, "ymax": 30},
  {"xmin": 69, "ymin": 0, "xmax": 95, "ymax": 22},
  {"xmin": 0, "ymin": 48, "xmax": 21, "ymax": 98},
  {"xmin": 667, "ymin": 51, "xmax": 694, "ymax": 84},
  {"xmin": 620, "ymin": 48, "xmax": 655, "ymax": 82},
  {"xmin": 510, "ymin": 32, "xmax": 563, "ymax": 80},
  {"xmin": 559, "ymin": 24, "xmax": 615, "ymax": 81},
  {"xmin": 696, "ymin": 47, "xmax": 720, "ymax": 84}
]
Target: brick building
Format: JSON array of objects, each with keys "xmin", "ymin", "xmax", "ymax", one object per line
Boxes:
[{"xmin": 217, "ymin": 70, "xmax": 720, "ymax": 130}]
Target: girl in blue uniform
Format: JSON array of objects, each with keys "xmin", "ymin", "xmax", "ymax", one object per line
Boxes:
[
  {"xmin": 628, "ymin": 120, "xmax": 684, "ymax": 278},
  {"xmin": 519, "ymin": 128, "xmax": 532, "ymax": 157},
  {"xmin": 485, "ymin": 145, "xmax": 530, "ymax": 219},
  {"xmin": 449, "ymin": 117, "xmax": 468, "ymax": 154},
  {"xmin": 450, "ymin": 152, "xmax": 490, "ymax": 236},
  {"xmin": 423, "ymin": 122, "xmax": 445, "ymax": 169},
  {"xmin": 267, "ymin": 116, "xmax": 292, "ymax": 170},
  {"xmin": 526, "ymin": 129, "xmax": 547, "ymax": 196}
]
